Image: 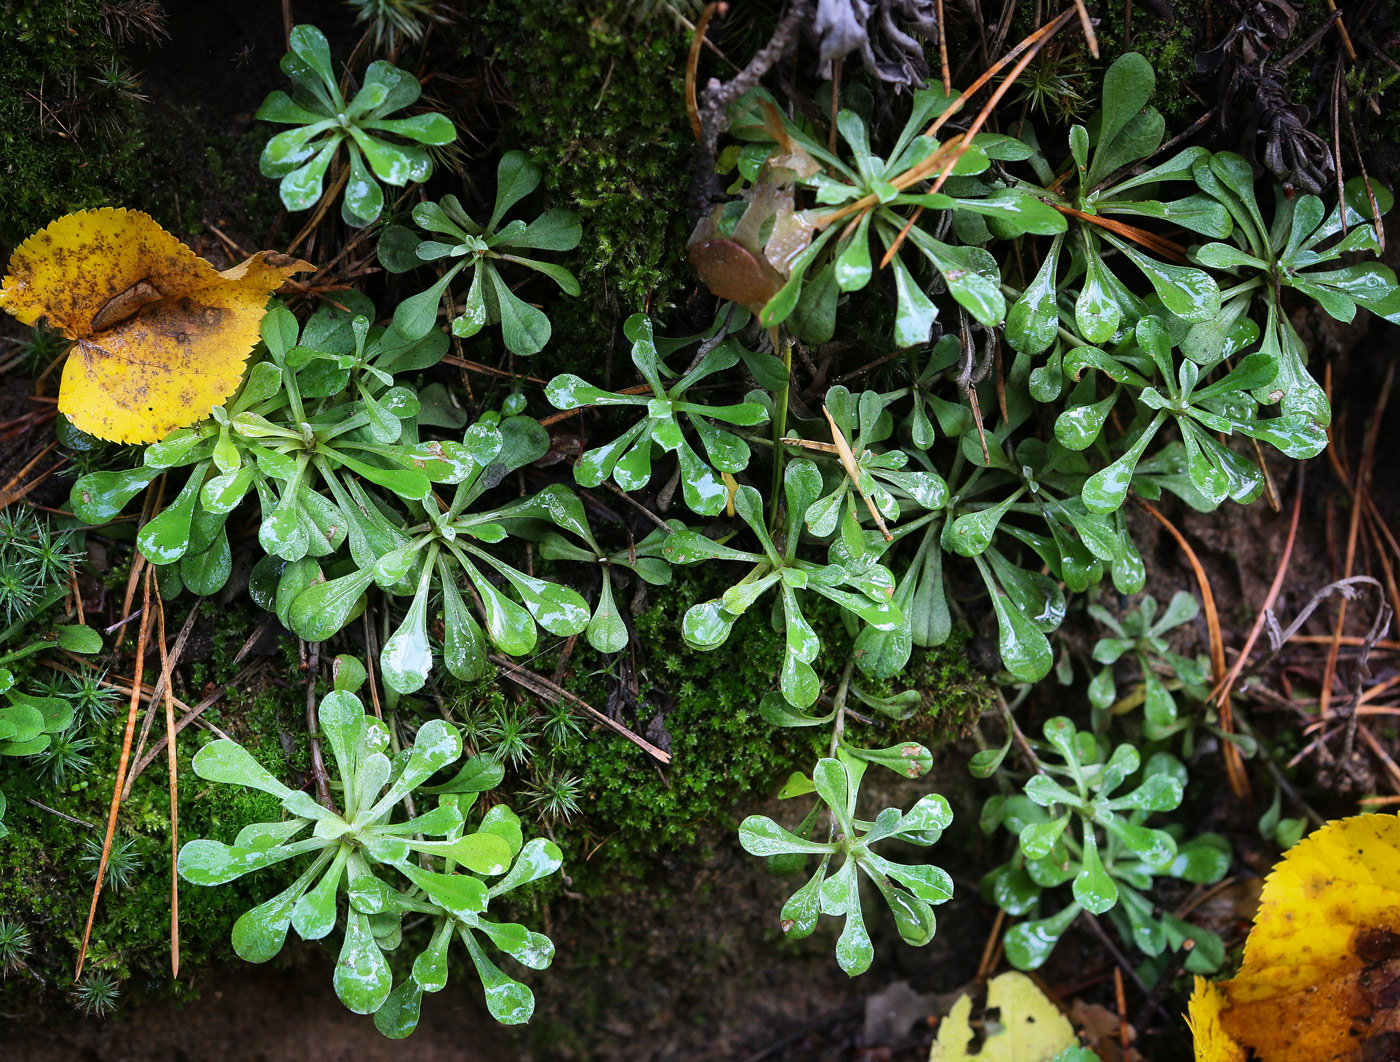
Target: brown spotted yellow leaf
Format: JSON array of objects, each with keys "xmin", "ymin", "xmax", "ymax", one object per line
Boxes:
[
  {"xmin": 0, "ymin": 208, "xmax": 310, "ymax": 443},
  {"xmin": 1189, "ymin": 812, "xmax": 1400, "ymax": 1061}
]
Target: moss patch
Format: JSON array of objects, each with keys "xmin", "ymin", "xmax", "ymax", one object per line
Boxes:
[
  {"xmin": 0, "ymin": 655, "xmax": 307, "ymax": 1019},
  {"xmin": 0, "ymin": 2, "xmax": 157, "ymax": 246},
  {"xmin": 472, "ymin": 1, "xmax": 695, "ymax": 368}
]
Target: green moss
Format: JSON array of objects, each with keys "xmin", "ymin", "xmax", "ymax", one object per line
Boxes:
[
  {"xmin": 0, "ymin": 672, "xmax": 306, "ymax": 1018},
  {"xmin": 475, "ymin": 563, "xmax": 993, "ymax": 894},
  {"xmin": 0, "ymin": 2, "xmax": 155, "ymax": 245},
  {"xmin": 472, "ymin": 1, "xmax": 694, "ymax": 367}
]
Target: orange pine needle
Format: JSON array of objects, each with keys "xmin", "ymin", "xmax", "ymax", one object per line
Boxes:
[
  {"xmin": 1139, "ymin": 498, "xmax": 1251, "ymax": 800},
  {"xmin": 823, "ymin": 404, "xmax": 892, "ymax": 542},
  {"xmin": 879, "ymin": 8, "xmax": 1080, "ymax": 269},
  {"xmin": 686, "ymin": 3, "xmax": 726, "ymax": 143},
  {"xmin": 76, "ymin": 564, "xmax": 154, "ymax": 980},
  {"xmin": 1049, "ymin": 203, "xmax": 1189, "ymax": 262},
  {"xmin": 154, "ymin": 582, "xmax": 181, "ymax": 978}
]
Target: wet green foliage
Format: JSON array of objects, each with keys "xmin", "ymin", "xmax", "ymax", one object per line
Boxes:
[
  {"xmin": 177, "ymin": 658, "xmax": 561, "ymax": 1033},
  {"xmin": 741, "ymin": 749, "xmax": 952, "ymax": 976},
  {"xmin": 69, "ymin": 294, "xmax": 599, "ymax": 696},
  {"xmin": 978, "ymin": 716, "xmax": 1231, "ymax": 974},
  {"xmin": 257, "ymin": 24, "xmax": 456, "ymax": 226},
  {"xmin": 9, "ymin": 3, "xmax": 1400, "ymax": 1039},
  {"xmin": 379, "ymin": 150, "xmax": 581, "ymax": 354}
]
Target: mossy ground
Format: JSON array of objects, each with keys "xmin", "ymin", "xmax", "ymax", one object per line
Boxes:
[
  {"xmin": 0, "ymin": 2, "xmax": 160, "ymax": 246},
  {"xmin": 474, "ymin": 2, "xmax": 694, "ymax": 349},
  {"xmin": 0, "ymin": 0, "xmax": 1268, "ymax": 1042},
  {"xmin": 0, "ymin": 634, "xmax": 306, "ymax": 1019}
]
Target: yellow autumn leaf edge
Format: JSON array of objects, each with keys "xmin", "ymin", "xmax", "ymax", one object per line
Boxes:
[{"xmin": 1188, "ymin": 811, "xmax": 1400, "ymax": 1062}]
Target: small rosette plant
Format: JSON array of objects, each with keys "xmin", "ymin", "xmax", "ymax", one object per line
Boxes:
[
  {"xmin": 177, "ymin": 659, "xmax": 562, "ymax": 1032},
  {"xmin": 258, "ymin": 24, "xmax": 456, "ymax": 225},
  {"xmin": 739, "ymin": 751, "xmax": 953, "ymax": 976}
]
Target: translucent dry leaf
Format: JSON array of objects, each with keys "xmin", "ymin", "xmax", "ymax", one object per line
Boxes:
[
  {"xmin": 0, "ymin": 208, "xmax": 310, "ymax": 443},
  {"xmin": 1189, "ymin": 812, "xmax": 1400, "ymax": 1061},
  {"xmin": 930, "ymin": 971, "xmax": 1077, "ymax": 1062}
]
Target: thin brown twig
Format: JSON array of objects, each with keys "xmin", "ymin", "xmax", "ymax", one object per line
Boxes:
[
  {"xmin": 364, "ymin": 608, "xmax": 385, "ymax": 722},
  {"xmin": 975, "ymin": 907, "xmax": 1005, "ymax": 979},
  {"xmin": 1113, "ymin": 966, "xmax": 1130, "ymax": 1055},
  {"xmin": 823, "ymin": 404, "xmax": 891, "ymax": 541},
  {"xmin": 1358, "ymin": 724, "xmax": 1400, "ymax": 793},
  {"xmin": 685, "ymin": 3, "xmax": 726, "ymax": 142},
  {"xmin": 114, "ymin": 478, "xmax": 161, "ymax": 653},
  {"xmin": 879, "ymin": 7, "xmax": 1080, "ymax": 267},
  {"xmin": 305, "ymin": 643, "xmax": 332, "ymax": 808},
  {"xmin": 1078, "ymin": 911, "xmax": 1171, "ymax": 1024},
  {"xmin": 1320, "ymin": 363, "xmax": 1391, "ymax": 753},
  {"xmin": 935, "ymin": 0, "xmax": 952, "ymax": 95},
  {"xmin": 1071, "ymin": 0, "xmax": 1099, "ymax": 57},
  {"xmin": 126, "ymin": 662, "xmax": 262, "ymax": 786},
  {"xmin": 1324, "ymin": 0, "xmax": 1358, "ymax": 61},
  {"xmin": 1210, "ymin": 466, "xmax": 1304, "ymax": 707},
  {"xmin": 489, "ymin": 654, "xmax": 671, "ymax": 764},
  {"xmin": 815, "ymin": 8, "xmax": 1077, "ymax": 236},
  {"xmin": 441, "ymin": 354, "xmax": 548, "ymax": 384},
  {"xmin": 125, "ymin": 599, "xmax": 202, "ymax": 799}
]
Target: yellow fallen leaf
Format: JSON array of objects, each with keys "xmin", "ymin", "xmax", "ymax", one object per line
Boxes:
[
  {"xmin": 1188, "ymin": 812, "xmax": 1400, "ymax": 1062},
  {"xmin": 0, "ymin": 208, "xmax": 310, "ymax": 443},
  {"xmin": 931, "ymin": 971, "xmax": 1077, "ymax": 1062},
  {"xmin": 1187, "ymin": 977, "xmax": 1246, "ymax": 1062}
]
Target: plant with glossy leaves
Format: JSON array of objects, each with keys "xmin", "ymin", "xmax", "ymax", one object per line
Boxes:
[
  {"xmin": 710, "ymin": 86, "xmax": 1064, "ymax": 348},
  {"xmin": 1190, "ymin": 165, "xmax": 1398, "ymax": 424},
  {"xmin": 977, "ymin": 716, "xmax": 1229, "ymax": 972},
  {"xmin": 68, "ymin": 296, "xmax": 453, "ymax": 601},
  {"xmin": 257, "ymin": 24, "xmax": 456, "ymax": 225},
  {"xmin": 546, "ymin": 313, "xmax": 775, "ymax": 516},
  {"xmin": 661, "ymin": 459, "xmax": 902, "ymax": 708},
  {"xmin": 284, "ymin": 417, "xmax": 594, "ymax": 694},
  {"xmin": 1087, "ymin": 592, "xmax": 1256, "ymax": 763},
  {"xmin": 177, "ymin": 659, "xmax": 559, "ymax": 1031},
  {"xmin": 739, "ymin": 750, "xmax": 953, "ymax": 976},
  {"xmin": 379, "ymin": 150, "xmax": 581, "ymax": 354},
  {"xmin": 1058, "ymin": 315, "xmax": 1327, "ymax": 517},
  {"xmin": 1004, "ymin": 52, "xmax": 1229, "ymax": 354},
  {"xmin": 69, "ymin": 296, "xmax": 594, "ymax": 695},
  {"xmin": 372, "ymin": 807, "xmax": 563, "ymax": 1035},
  {"xmin": 1088, "ymin": 591, "xmax": 1209, "ymax": 736},
  {"xmin": 797, "ymin": 385, "xmax": 948, "ymax": 539},
  {"xmin": 530, "ymin": 518, "xmax": 677, "ymax": 655}
]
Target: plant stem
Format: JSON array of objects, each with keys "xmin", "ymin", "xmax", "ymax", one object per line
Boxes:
[
  {"xmin": 828, "ymin": 655, "xmax": 858, "ymax": 759},
  {"xmin": 996, "ymin": 687, "xmax": 1042, "ymax": 774},
  {"xmin": 769, "ymin": 330, "xmax": 793, "ymax": 529}
]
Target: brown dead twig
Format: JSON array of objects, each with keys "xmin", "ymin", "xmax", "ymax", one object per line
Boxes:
[
  {"xmin": 153, "ymin": 584, "xmax": 181, "ymax": 977},
  {"xmin": 1210, "ymin": 467, "xmax": 1305, "ymax": 708},
  {"xmin": 488, "ymin": 653, "xmax": 671, "ymax": 764}
]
